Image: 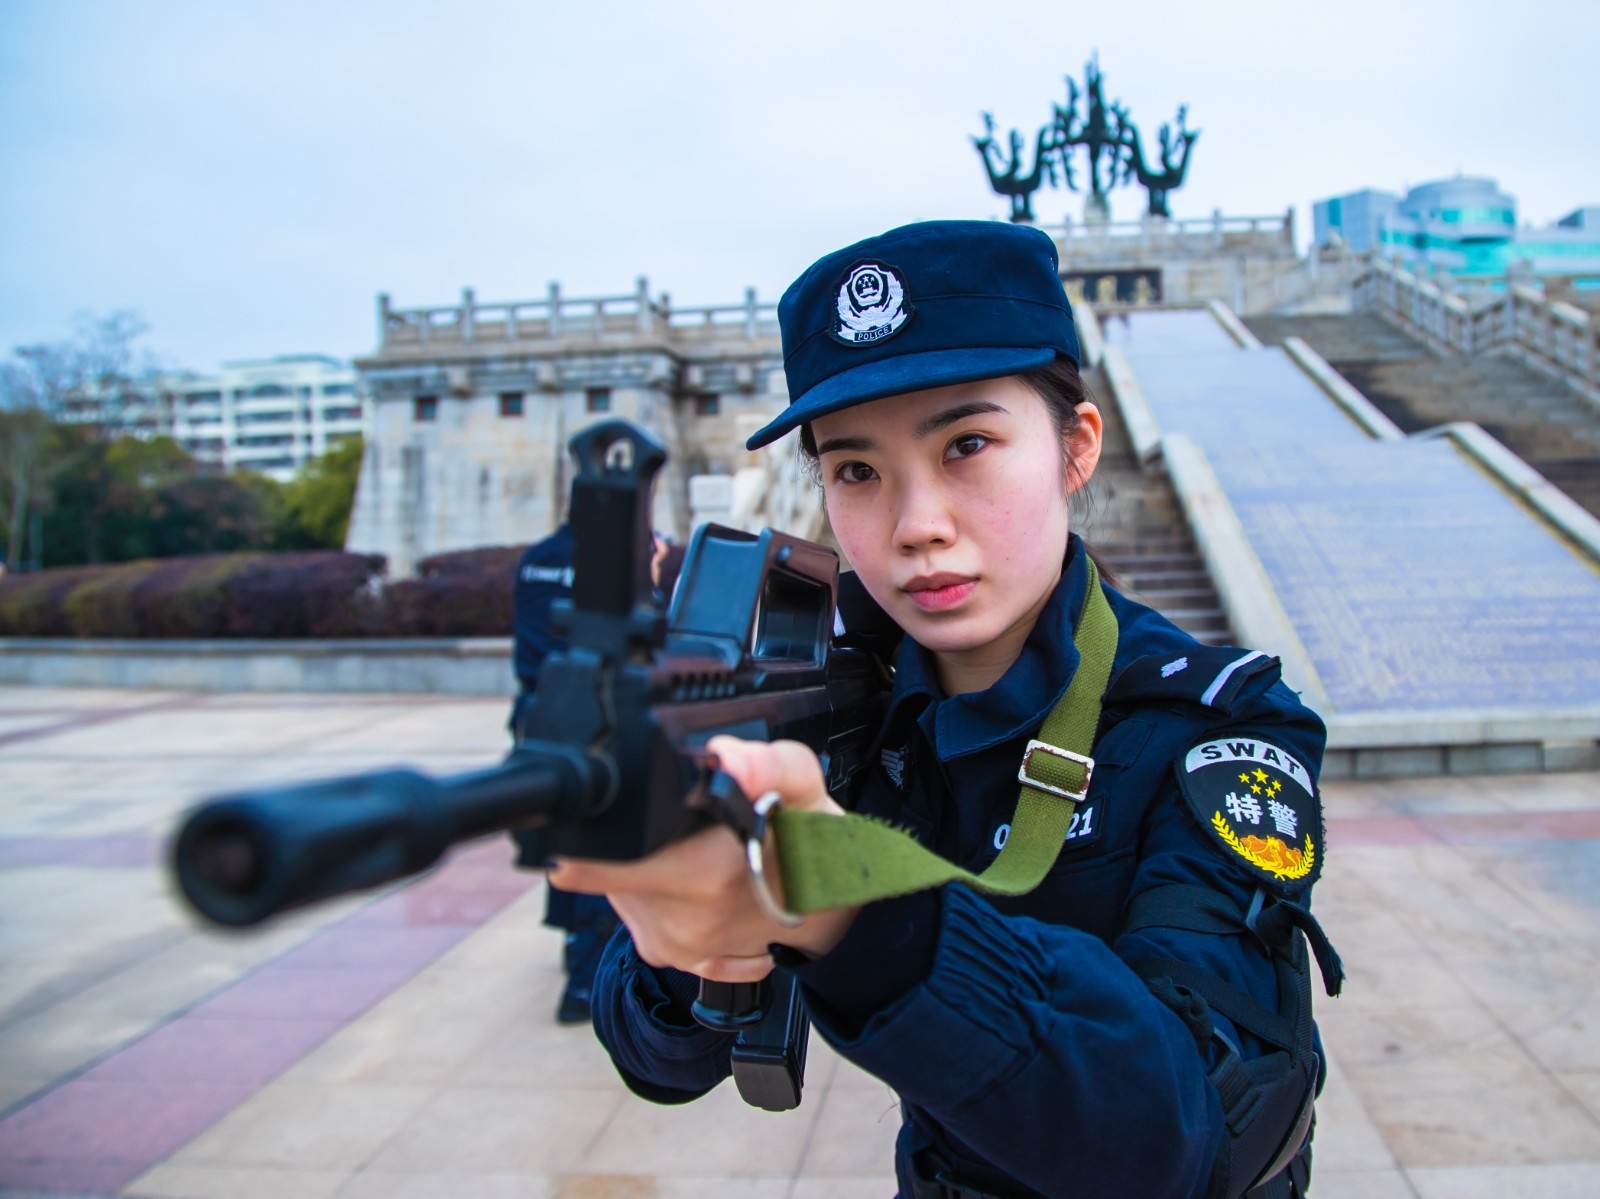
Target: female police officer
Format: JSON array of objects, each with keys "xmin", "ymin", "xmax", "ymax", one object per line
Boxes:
[{"xmin": 549, "ymin": 220, "xmax": 1341, "ymax": 1199}]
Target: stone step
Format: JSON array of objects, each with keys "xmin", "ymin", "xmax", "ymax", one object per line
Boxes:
[{"xmin": 1083, "ymin": 362, "xmax": 1237, "ymax": 645}]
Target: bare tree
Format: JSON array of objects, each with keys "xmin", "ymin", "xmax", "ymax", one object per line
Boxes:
[{"xmin": 0, "ymin": 311, "xmax": 159, "ymax": 568}]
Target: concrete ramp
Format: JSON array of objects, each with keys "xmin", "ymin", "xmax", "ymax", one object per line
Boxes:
[{"xmin": 1103, "ymin": 307, "xmax": 1600, "ymax": 775}]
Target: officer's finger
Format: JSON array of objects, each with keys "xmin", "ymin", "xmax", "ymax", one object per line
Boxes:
[
  {"xmin": 691, "ymin": 952, "xmax": 775, "ymax": 984},
  {"xmin": 707, "ymin": 736, "xmax": 841, "ymax": 816},
  {"xmin": 548, "ymin": 821, "xmax": 745, "ymax": 899}
]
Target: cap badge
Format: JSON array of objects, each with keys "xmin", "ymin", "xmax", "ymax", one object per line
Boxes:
[{"xmin": 832, "ymin": 261, "xmax": 913, "ymax": 346}]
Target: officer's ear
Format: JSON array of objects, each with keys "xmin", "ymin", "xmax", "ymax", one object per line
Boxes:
[{"xmin": 1064, "ymin": 401, "xmax": 1102, "ymax": 497}]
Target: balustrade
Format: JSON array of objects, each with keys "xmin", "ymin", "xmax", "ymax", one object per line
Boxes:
[
  {"xmin": 375, "ymin": 281, "xmax": 777, "ymax": 352},
  {"xmin": 1357, "ymin": 258, "xmax": 1598, "ymax": 402}
]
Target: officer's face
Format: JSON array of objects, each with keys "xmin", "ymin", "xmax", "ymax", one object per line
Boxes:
[{"xmin": 814, "ymin": 377, "xmax": 1102, "ymax": 692}]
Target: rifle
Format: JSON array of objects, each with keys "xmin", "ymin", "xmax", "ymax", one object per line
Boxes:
[{"xmin": 170, "ymin": 419, "xmax": 889, "ymax": 1111}]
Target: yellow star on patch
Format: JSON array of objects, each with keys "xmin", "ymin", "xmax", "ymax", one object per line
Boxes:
[
  {"xmin": 1268, "ymin": 780, "xmax": 1282, "ymax": 796},
  {"xmin": 1239, "ymin": 772, "xmax": 1251, "ymax": 784},
  {"xmin": 1252, "ymin": 768, "xmax": 1269, "ymax": 784},
  {"xmin": 1251, "ymin": 784, "xmax": 1262, "ymax": 795}
]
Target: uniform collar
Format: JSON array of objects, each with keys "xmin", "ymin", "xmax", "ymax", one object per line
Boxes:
[{"xmin": 885, "ymin": 534, "xmax": 1091, "ymax": 761}]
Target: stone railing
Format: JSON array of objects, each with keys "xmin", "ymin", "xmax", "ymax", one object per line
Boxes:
[
  {"xmin": 1052, "ymin": 208, "xmax": 1296, "ymax": 259},
  {"xmin": 1356, "ymin": 258, "xmax": 1600, "ymax": 405},
  {"xmin": 376, "ymin": 281, "xmax": 780, "ymax": 352}
]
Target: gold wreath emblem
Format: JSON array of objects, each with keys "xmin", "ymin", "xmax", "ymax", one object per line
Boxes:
[{"xmin": 1212, "ymin": 812, "xmax": 1314, "ymax": 881}]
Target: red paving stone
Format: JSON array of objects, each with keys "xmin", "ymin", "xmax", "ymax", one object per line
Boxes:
[{"xmin": 0, "ymin": 849, "xmax": 537, "ymax": 1195}]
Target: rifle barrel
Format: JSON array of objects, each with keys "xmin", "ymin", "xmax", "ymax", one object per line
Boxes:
[{"xmin": 172, "ymin": 749, "xmax": 608, "ymax": 928}]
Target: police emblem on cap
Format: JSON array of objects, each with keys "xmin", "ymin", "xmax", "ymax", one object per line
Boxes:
[
  {"xmin": 832, "ymin": 261, "xmax": 913, "ymax": 346},
  {"xmin": 1176, "ymin": 736, "xmax": 1323, "ymax": 893}
]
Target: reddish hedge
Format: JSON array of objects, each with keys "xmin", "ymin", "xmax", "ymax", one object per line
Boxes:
[
  {"xmin": 0, "ymin": 551, "xmax": 409, "ymax": 638},
  {"xmin": 384, "ymin": 545, "xmax": 525, "ymax": 637}
]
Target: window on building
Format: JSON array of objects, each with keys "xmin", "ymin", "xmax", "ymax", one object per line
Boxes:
[
  {"xmin": 499, "ymin": 391, "xmax": 525, "ymax": 417},
  {"xmin": 586, "ymin": 387, "xmax": 611, "ymax": 413},
  {"xmin": 694, "ymin": 394, "xmax": 721, "ymax": 417},
  {"xmin": 415, "ymin": 395, "xmax": 438, "ymax": 422},
  {"xmin": 321, "ymin": 383, "xmax": 354, "ymax": 397}
]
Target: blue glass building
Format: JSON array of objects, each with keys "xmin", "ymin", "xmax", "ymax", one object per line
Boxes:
[{"xmin": 1314, "ymin": 176, "xmax": 1600, "ymax": 282}]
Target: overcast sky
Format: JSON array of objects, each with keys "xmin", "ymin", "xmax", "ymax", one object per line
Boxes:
[{"xmin": 1, "ymin": 0, "xmax": 1594, "ymax": 373}]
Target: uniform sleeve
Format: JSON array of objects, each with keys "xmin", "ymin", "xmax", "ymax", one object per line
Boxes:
[
  {"xmin": 794, "ymin": 685, "xmax": 1324, "ymax": 1199},
  {"xmin": 589, "ymin": 924, "xmax": 737, "ymax": 1104}
]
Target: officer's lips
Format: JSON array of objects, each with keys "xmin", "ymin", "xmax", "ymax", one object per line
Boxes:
[{"xmin": 902, "ymin": 573, "xmax": 978, "ymax": 612}]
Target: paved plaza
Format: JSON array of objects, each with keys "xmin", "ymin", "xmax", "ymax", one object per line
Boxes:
[{"xmin": 0, "ymin": 685, "xmax": 1598, "ymax": 1198}]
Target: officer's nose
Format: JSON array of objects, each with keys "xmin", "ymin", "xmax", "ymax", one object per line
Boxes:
[{"xmin": 893, "ymin": 482, "xmax": 956, "ymax": 554}]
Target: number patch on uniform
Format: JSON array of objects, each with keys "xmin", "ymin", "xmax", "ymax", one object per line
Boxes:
[
  {"xmin": 991, "ymin": 801, "xmax": 1102, "ymax": 857},
  {"xmin": 1176, "ymin": 737, "xmax": 1323, "ymax": 893}
]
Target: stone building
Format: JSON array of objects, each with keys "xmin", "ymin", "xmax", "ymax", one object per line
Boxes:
[{"xmin": 347, "ymin": 212, "xmax": 1339, "ymax": 573}]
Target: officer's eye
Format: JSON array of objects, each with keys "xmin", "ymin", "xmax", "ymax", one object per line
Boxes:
[
  {"xmin": 946, "ymin": 433, "xmax": 989, "ymax": 461},
  {"xmin": 834, "ymin": 460, "xmax": 878, "ymax": 485}
]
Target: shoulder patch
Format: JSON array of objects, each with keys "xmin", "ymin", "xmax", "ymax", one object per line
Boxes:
[
  {"xmin": 1176, "ymin": 735, "xmax": 1323, "ymax": 893},
  {"xmin": 1109, "ymin": 647, "xmax": 1280, "ymax": 715}
]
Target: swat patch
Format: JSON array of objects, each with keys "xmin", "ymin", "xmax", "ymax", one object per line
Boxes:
[
  {"xmin": 831, "ymin": 261, "xmax": 914, "ymax": 346},
  {"xmin": 1177, "ymin": 737, "xmax": 1322, "ymax": 892}
]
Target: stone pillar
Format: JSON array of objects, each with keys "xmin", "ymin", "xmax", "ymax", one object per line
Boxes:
[
  {"xmin": 744, "ymin": 287, "xmax": 759, "ymax": 340},
  {"xmin": 636, "ymin": 277, "xmax": 652, "ymax": 335},
  {"xmin": 460, "ymin": 288, "xmax": 476, "ymax": 344},
  {"xmin": 548, "ymin": 282, "xmax": 563, "ymax": 338},
  {"xmin": 376, "ymin": 293, "xmax": 391, "ymax": 350}
]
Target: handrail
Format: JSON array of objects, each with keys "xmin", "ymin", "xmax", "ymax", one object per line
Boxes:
[{"xmin": 1354, "ymin": 257, "xmax": 1599, "ymax": 407}]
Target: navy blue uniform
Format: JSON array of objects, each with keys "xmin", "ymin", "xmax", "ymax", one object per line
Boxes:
[{"xmin": 590, "ymin": 539, "xmax": 1332, "ymax": 1198}]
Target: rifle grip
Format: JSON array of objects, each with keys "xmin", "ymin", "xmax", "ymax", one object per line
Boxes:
[{"xmin": 691, "ymin": 978, "xmax": 767, "ymax": 1031}]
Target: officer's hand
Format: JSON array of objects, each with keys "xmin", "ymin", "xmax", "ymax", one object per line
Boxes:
[{"xmin": 547, "ymin": 735, "xmax": 859, "ymax": 983}]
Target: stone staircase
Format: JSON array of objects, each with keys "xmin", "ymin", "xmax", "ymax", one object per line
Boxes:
[
  {"xmin": 1245, "ymin": 312, "xmax": 1600, "ymax": 519},
  {"xmin": 1078, "ymin": 364, "xmax": 1235, "ymax": 646}
]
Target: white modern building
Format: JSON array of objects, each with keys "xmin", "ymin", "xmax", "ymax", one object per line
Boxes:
[
  {"xmin": 178, "ymin": 355, "xmax": 365, "ymax": 481},
  {"xmin": 66, "ymin": 355, "xmax": 368, "ymax": 483}
]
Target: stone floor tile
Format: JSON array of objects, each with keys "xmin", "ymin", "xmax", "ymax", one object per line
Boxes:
[
  {"xmin": 1314, "ymin": 1051, "xmax": 1398, "ymax": 1172},
  {"xmin": 642, "ymin": 1180, "xmax": 793, "ymax": 1198},
  {"xmin": 85, "ymin": 1014, "xmax": 342, "ymax": 1085},
  {"xmin": 790, "ymin": 1179, "xmax": 897, "ymax": 1199},
  {"xmin": 584, "ymin": 1081, "xmax": 814, "ymax": 1177},
  {"xmin": 363, "ymin": 960, "xmax": 559, "ymax": 1025},
  {"xmin": 123, "ymin": 1162, "xmax": 352, "ymax": 1199},
  {"xmin": 794, "ymin": 1083, "xmax": 903, "ymax": 1178},
  {"xmin": 334, "ymin": 1172, "xmax": 554, "ymax": 1199},
  {"xmin": 280, "ymin": 1015, "xmax": 511, "ymax": 1086},
  {"xmin": 454, "ymin": 1008, "xmax": 637, "ymax": 1091},
  {"xmin": 1554, "ymin": 1071, "xmax": 1600, "ymax": 1122},
  {"xmin": 186, "ymin": 961, "xmax": 422, "ymax": 1023},
  {"xmin": 367, "ymin": 1088, "xmax": 623, "ymax": 1174},
  {"xmin": 0, "ymin": 1077, "xmax": 256, "ymax": 1179},
  {"xmin": 1318, "ymin": 1002, "xmax": 1600, "ymax": 1166},
  {"xmin": 1405, "ymin": 1162, "xmax": 1600, "ymax": 1198},
  {"xmin": 0, "ymin": 1077, "xmax": 47, "ymax": 1115},
  {"xmin": 167, "ymin": 1082, "xmax": 436, "ymax": 1169},
  {"xmin": 1307, "ymin": 1168, "xmax": 1419, "ymax": 1199},
  {"xmin": 0, "ymin": 1007, "xmax": 153, "ymax": 1080}
]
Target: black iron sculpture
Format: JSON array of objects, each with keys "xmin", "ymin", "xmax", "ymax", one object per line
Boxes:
[
  {"xmin": 972, "ymin": 113, "xmax": 1061, "ymax": 224},
  {"xmin": 973, "ymin": 55, "xmax": 1200, "ymax": 222}
]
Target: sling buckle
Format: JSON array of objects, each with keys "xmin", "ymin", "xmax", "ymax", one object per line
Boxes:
[{"xmin": 1017, "ymin": 740, "xmax": 1094, "ymax": 803}]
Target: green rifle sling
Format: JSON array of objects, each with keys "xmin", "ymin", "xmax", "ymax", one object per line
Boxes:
[{"xmin": 771, "ymin": 559, "xmax": 1118, "ymax": 914}]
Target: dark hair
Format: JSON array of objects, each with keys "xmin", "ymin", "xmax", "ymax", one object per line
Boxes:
[{"xmin": 796, "ymin": 355, "xmax": 1116, "ymax": 585}]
